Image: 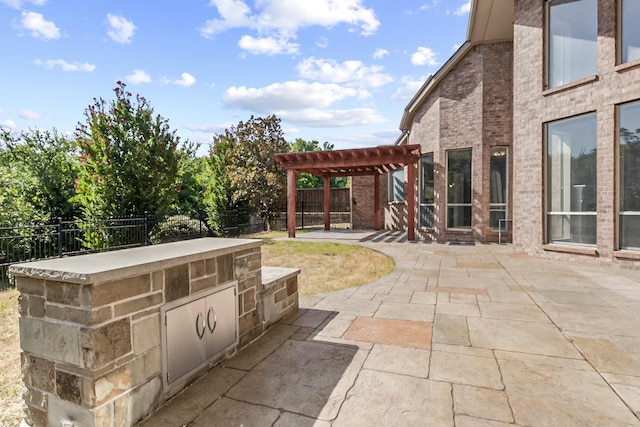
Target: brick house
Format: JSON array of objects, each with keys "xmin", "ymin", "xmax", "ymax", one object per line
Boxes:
[{"xmin": 353, "ymin": 0, "xmax": 640, "ymax": 265}]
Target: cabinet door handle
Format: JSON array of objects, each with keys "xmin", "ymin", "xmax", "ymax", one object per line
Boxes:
[
  {"xmin": 195, "ymin": 311, "xmax": 206, "ymax": 340},
  {"xmin": 207, "ymin": 306, "xmax": 217, "ymax": 333}
]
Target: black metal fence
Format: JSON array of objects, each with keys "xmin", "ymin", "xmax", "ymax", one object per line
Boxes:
[
  {"xmin": 1, "ymin": 205, "xmax": 352, "ymax": 290},
  {"xmin": 0, "ymin": 213, "xmax": 210, "ymax": 291}
]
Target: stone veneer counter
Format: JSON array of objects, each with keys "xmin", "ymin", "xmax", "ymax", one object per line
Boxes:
[{"xmin": 10, "ymin": 237, "xmax": 299, "ymax": 427}]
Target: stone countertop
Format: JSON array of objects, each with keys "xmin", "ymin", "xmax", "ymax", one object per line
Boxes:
[
  {"xmin": 9, "ymin": 237, "xmax": 261, "ymax": 284},
  {"xmin": 261, "ymin": 266, "xmax": 301, "ymax": 287}
]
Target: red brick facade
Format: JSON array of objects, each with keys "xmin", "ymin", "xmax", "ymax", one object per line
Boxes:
[
  {"xmin": 513, "ymin": 0, "xmax": 640, "ymax": 266},
  {"xmin": 381, "ymin": 42, "xmax": 514, "ymax": 243}
]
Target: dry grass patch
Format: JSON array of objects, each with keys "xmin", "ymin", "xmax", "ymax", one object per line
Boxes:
[
  {"xmin": 261, "ymin": 240, "xmax": 395, "ymax": 296},
  {"xmin": 0, "ymin": 288, "xmax": 22, "ymax": 426}
]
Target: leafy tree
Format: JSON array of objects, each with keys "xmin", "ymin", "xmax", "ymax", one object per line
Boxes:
[
  {"xmin": 203, "ymin": 130, "xmax": 250, "ymax": 235},
  {"xmin": 288, "ymin": 138, "xmax": 348, "ymax": 189},
  {"xmin": 175, "ymin": 142, "xmax": 208, "ymax": 217},
  {"xmin": 0, "ymin": 128, "xmax": 79, "ymax": 222},
  {"xmin": 225, "ymin": 115, "xmax": 289, "ymax": 230},
  {"xmin": 72, "ymin": 82, "xmax": 182, "ymax": 219}
]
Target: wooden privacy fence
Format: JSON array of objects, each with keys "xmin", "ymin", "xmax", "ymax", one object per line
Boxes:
[{"xmin": 280, "ymin": 188, "xmax": 351, "ymax": 212}]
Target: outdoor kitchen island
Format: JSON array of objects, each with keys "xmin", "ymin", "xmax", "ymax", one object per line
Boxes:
[{"xmin": 10, "ymin": 238, "xmax": 300, "ymax": 427}]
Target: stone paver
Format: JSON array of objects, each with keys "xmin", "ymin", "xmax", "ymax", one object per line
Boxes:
[{"xmin": 139, "ymin": 231, "xmax": 640, "ymax": 427}]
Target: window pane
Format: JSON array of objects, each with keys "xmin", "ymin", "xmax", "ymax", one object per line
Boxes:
[
  {"xmin": 622, "ymin": 0, "xmax": 640, "ymax": 63},
  {"xmin": 546, "ymin": 114, "xmax": 597, "ymax": 245},
  {"xmin": 548, "ymin": 0, "xmax": 597, "ymax": 88},
  {"xmin": 490, "ymin": 147, "xmax": 508, "ymax": 230},
  {"xmin": 447, "ymin": 149, "xmax": 472, "ymax": 229},
  {"xmin": 420, "ymin": 154, "xmax": 434, "ymax": 228},
  {"xmin": 619, "ymin": 101, "xmax": 640, "ymax": 250},
  {"xmin": 389, "ymin": 168, "xmax": 405, "ymax": 202}
]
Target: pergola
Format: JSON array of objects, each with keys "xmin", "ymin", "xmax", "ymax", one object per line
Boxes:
[{"xmin": 274, "ymin": 144, "xmax": 422, "ymax": 240}]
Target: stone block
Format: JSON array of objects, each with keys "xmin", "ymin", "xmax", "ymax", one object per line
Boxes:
[
  {"xmin": 18, "ymin": 294, "xmax": 28, "ymax": 316},
  {"xmin": 113, "ymin": 377, "xmax": 161, "ymax": 427},
  {"xmin": 234, "ymin": 256, "xmax": 249, "ymax": 280},
  {"xmin": 286, "ymin": 277, "xmax": 297, "ymax": 296},
  {"xmin": 165, "ymin": 265, "xmax": 189, "ymax": 303},
  {"xmin": 22, "ymin": 354, "xmax": 55, "ymax": 394},
  {"xmin": 24, "ymin": 404, "xmax": 47, "ymax": 427},
  {"xmin": 144, "ymin": 346, "xmax": 162, "ymax": 379},
  {"xmin": 151, "ymin": 270, "xmax": 163, "ymax": 292},
  {"xmin": 16, "ymin": 277, "xmax": 44, "ymax": 296},
  {"xmin": 242, "ymin": 290, "xmax": 256, "ymax": 313},
  {"xmin": 205, "ymin": 257, "xmax": 217, "ymax": 276},
  {"xmin": 217, "ymin": 254, "xmax": 234, "ymax": 283},
  {"xmin": 92, "ymin": 274, "xmax": 150, "ymax": 307},
  {"xmin": 114, "ymin": 292, "xmax": 163, "ymax": 317},
  {"xmin": 48, "ymin": 395, "xmax": 96, "ymax": 427},
  {"xmin": 94, "ymin": 364, "xmax": 132, "ymax": 405},
  {"xmin": 29, "ymin": 295, "xmax": 45, "ymax": 318},
  {"xmin": 46, "ymin": 281, "xmax": 84, "ymax": 306},
  {"xmin": 20, "ymin": 317, "xmax": 80, "ymax": 365},
  {"xmin": 133, "ymin": 314, "xmax": 160, "ymax": 356},
  {"xmin": 23, "ymin": 385, "xmax": 48, "ymax": 410},
  {"xmin": 238, "ymin": 276, "xmax": 257, "ymax": 292},
  {"xmin": 56, "ymin": 370, "xmax": 82, "ymax": 404},
  {"xmin": 275, "ymin": 288, "xmax": 288, "ymax": 304},
  {"xmin": 191, "ymin": 275, "xmax": 217, "ymax": 294},
  {"xmin": 190, "ymin": 260, "xmax": 205, "ymax": 279},
  {"xmin": 80, "ymin": 318, "xmax": 131, "ymax": 369},
  {"xmin": 46, "ymin": 305, "xmax": 112, "ymax": 325}
]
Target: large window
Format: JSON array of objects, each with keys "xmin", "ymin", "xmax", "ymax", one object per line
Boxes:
[
  {"xmin": 618, "ymin": 101, "xmax": 640, "ymax": 250},
  {"xmin": 621, "ymin": 0, "xmax": 640, "ymax": 63},
  {"xmin": 490, "ymin": 147, "xmax": 508, "ymax": 230},
  {"xmin": 546, "ymin": 114, "xmax": 597, "ymax": 246},
  {"xmin": 389, "ymin": 167, "xmax": 406, "ymax": 202},
  {"xmin": 547, "ymin": 0, "xmax": 597, "ymax": 88},
  {"xmin": 419, "ymin": 153, "xmax": 434, "ymax": 228},
  {"xmin": 447, "ymin": 149, "xmax": 472, "ymax": 230}
]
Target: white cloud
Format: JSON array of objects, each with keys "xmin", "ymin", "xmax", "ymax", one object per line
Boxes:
[
  {"xmin": 278, "ymin": 108, "xmax": 386, "ymax": 127},
  {"xmin": 297, "ymin": 57, "xmax": 392, "ymax": 88},
  {"xmin": 0, "ymin": 107, "xmax": 4, "ymax": 115},
  {"xmin": 125, "ymin": 69, "xmax": 151, "ymax": 84},
  {"xmin": 107, "ymin": 14, "xmax": 136, "ymax": 44},
  {"xmin": 1, "ymin": 0, "xmax": 46, "ymax": 9},
  {"xmin": 238, "ymin": 35, "xmax": 299, "ymax": 55},
  {"xmin": 223, "ymin": 80, "xmax": 368, "ymax": 112},
  {"xmin": 0, "ymin": 119, "xmax": 16, "ymax": 129},
  {"xmin": 411, "ymin": 46, "xmax": 438, "ymax": 66},
  {"xmin": 200, "ymin": 0, "xmax": 379, "ymax": 54},
  {"xmin": 184, "ymin": 123, "xmax": 227, "ymax": 133},
  {"xmin": 170, "ymin": 72, "xmax": 196, "ymax": 87},
  {"xmin": 20, "ymin": 11, "xmax": 60, "ymax": 40},
  {"xmin": 452, "ymin": 0, "xmax": 471, "ymax": 16},
  {"xmin": 34, "ymin": 59, "xmax": 96, "ymax": 72},
  {"xmin": 392, "ymin": 76, "xmax": 428, "ymax": 101},
  {"xmin": 373, "ymin": 48, "xmax": 389, "ymax": 59},
  {"xmin": 19, "ymin": 109, "xmax": 41, "ymax": 120},
  {"xmin": 316, "ymin": 37, "xmax": 329, "ymax": 48}
]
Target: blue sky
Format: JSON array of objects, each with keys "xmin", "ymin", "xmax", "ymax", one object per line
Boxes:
[{"xmin": 0, "ymin": 0, "xmax": 470, "ymax": 155}]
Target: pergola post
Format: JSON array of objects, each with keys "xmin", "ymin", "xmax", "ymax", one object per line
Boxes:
[
  {"xmin": 374, "ymin": 173, "xmax": 380, "ymax": 231},
  {"xmin": 287, "ymin": 169, "xmax": 296, "ymax": 238},
  {"xmin": 323, "ymin": 176, "xmax": 331, "ymax": 231},
  {"xmin": 407, "ymin": 162, "xmax": 416, "ymax": 241}
]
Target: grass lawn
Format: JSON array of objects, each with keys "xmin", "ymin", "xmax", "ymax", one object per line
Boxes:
[{"xmin": 0, "ymin": 235, "xmax": 395, "ymax": 424}]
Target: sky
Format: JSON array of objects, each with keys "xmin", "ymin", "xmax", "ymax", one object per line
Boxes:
[{"xmin": 0, "ymin": 0, "xmax": 471, "ymax": 155}]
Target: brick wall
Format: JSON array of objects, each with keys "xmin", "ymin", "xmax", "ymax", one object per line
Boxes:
[
  {"xmin": 513, "ymin": 0, "xmax": 640, "ymax": 266},
  {"xmin": 384, "ymin": 42, "xmax": 513, "ymax": 242}
]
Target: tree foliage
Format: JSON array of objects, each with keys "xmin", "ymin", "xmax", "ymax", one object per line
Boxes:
[
  {"xmin": 72, "ymin": 82, "xmax": 183, "ymax": 219},
  {"xmin": 0, "ymin": 128, "xmax": 79, "ymax": 225},
  {"xmin": 225, "ymin": 115, "xmax": 289, "ymax": 230}
]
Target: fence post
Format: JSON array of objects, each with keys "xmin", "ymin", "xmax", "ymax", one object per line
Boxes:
[
  {"xmin": 301, "ymin": 200, "xmax": 304, "ymax": 230},
  {"xmin": 235, "ymin": 208, "xmax": 240, "ymax": 237},
  {"xmin": 57, "ymin": 217, "xmax": 63, "ymax": 257},
  {"xmin": 144, "ymin": 212, "xmax": 149, "ymax": 245}
]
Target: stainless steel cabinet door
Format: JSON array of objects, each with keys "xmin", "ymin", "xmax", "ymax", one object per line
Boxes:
[
  {"xmin": 205, "ymin": 285, "xmax": 238, "ymax": 358},
  {"xmin": 165, "ymin": 298, "xmax": 207, "ymax": 384}
]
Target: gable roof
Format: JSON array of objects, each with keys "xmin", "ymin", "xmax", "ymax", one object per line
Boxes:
[{"xmin": 399, "ymin": 0, "xmax": 514, "ymax": 132}]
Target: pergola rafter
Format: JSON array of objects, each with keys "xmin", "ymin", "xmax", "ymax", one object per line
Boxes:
[{"xmin": 274, "ymin": 144, "xmax": 421, "ymax": 240}]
